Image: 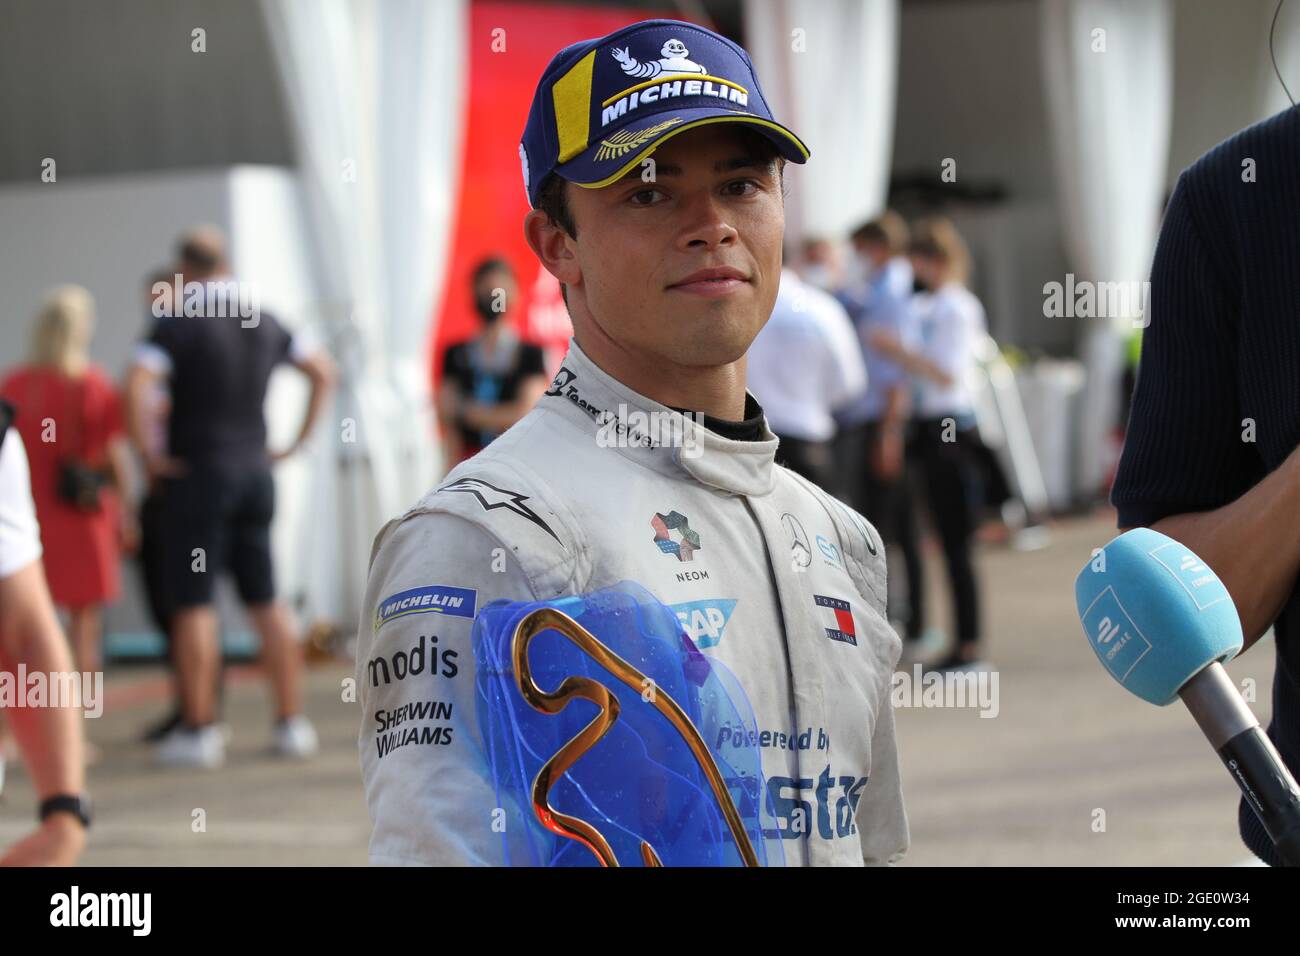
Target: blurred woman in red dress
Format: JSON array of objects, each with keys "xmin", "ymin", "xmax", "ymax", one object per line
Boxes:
[{"xmin": 1, "ymin": 286, "xmax": 136, "ymax": 671}]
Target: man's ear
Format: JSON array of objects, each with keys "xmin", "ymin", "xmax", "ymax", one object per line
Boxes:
[{"xmin": 523, "ymin": 209, "xmax": 581, "ymax": 289}]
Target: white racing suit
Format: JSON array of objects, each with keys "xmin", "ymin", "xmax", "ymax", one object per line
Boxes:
[{"xmin": 356, "ymin": 338, "xmax": 907, "ymax": 866}]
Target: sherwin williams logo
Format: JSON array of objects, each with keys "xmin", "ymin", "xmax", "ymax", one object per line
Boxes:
[
  {"xmin": 813, "ymin": 594, "xmax": 857, "ymax": 646},
  {"xmin": 670, "ymin": 598, "xmax": 738, "ymax": 649},
  {"xmin": 652, "ymin": 510, "xmax": 701, "ymax": 561},
  {"xmin": 374, "ymin": 585, "xmax": 477, "ymax": 632}
]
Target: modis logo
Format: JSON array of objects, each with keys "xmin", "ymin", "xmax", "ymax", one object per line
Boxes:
[{"xmin": 602, "ymin": 38, "xmax": 749, "ymax": 128}]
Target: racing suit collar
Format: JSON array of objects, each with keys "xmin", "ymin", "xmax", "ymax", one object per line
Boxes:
[{"xmin": 541, "ymin": 337, "xmax": 779, "ymax": 497}]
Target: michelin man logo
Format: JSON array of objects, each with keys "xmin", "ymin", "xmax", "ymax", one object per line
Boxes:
[
  {"xmin": 519, "ymin": 143, "xmax": 530, "ymax": 195},
  {"xmin": 612, "ymin": 38, "xmax": 708, "ymax": 79}
]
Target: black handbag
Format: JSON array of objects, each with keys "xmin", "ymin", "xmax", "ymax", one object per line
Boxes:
[
  {"xmin": 58, "ymin": 459, "xmax": 107, "ymax": 512},
  {"xmin": 26, "ymin": 373, "xmax": 107, "ymax": 514},
  {"xmin": 60, "ymin": 379, "xmax": 109, "ymax": 513}
]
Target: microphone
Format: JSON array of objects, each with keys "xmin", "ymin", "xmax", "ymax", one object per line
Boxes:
[{"xmin": 1074, "ymin": 527, "xmax": 1300, "ymax": 866}]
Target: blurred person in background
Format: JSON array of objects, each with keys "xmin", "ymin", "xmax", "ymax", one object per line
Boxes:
[
  {"xmin": 834, "ymin": 213, "xmax": 927, "ymax": 650},
  {"xmin": 746, "ymin": 264, "xmax": 866, "ymax": 490},
  {"xmin": 0, "ymin": 286, "xmax": 136, "ymax": 676},
  {"xmin": 794, "ymin": 235, "xmax": 846, "ymax": 293},
  {"xmin": 437, "ymin": 256, "xmax": 548, "ymax": 470},
  {"xmin": 124, "ymin": 227, "xmax": 336, "ymax": 768},
  {"xmin": 135, "ymin": 268, "xmax": 185, "ymax": 743},
  {"xmin": 0, "ymin": 399, "xmax": 90, "ymax": 865},
  {"xmin": 871, "ymin": 218, "xmax": 989, "ymax": 671}
]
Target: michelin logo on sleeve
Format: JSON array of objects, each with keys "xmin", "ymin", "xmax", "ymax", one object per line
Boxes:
[{"xmin": 374, "ymin": 584, "xmax": 477, "ymax": 632}]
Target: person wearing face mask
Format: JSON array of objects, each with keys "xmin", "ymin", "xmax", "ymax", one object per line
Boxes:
[
  {"xmin": 796, "ymin": 236, "xmax": 846, "ymax": 293},
  {"xmin": 869, "ymin": 218, "xmax": 989, "ymax": 672},
  {"xmin": 833, "ymin": 214, "xmax": 927, "ymax": 654},
  {"xmin": 437, "ymin": 257, "xmax": 549, "ymax": 469}
]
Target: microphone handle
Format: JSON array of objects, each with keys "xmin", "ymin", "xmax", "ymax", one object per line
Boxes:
[
  {"xmin": 1216, "ymin": 726, "xmax": 1300, "ymax": 866},
  {"xmin": 1181, "ymin": 662, "xmax": 1300, "ymax": 866}
]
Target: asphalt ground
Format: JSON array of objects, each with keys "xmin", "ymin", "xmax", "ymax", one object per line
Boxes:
[{"xmin": 0, "ymin": 510, "xmax": 1271, "ymax": 866}]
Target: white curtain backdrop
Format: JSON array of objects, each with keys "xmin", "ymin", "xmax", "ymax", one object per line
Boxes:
[
  {"xmin": 743, "ymin": 0, "xmax": 899, "ymax": 241},
  {"xmin": 1257, "ymin": 0, "xmax": 1300, "ymax": 119},
  {"xmin": 1040, "ymin": 0, "xmax": 1172, "ymax": 501},
  {"xmin": 259, "ymin": 0, "xmax": 467, "ymax": 628}
]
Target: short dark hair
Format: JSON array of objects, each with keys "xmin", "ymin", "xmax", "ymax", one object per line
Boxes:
[
  {"xmin": 146, "ymin": 267, "xmax": 174, "ymax": 290},
  {"xmin": 908, "ymin": 217, "xmax": 972, "ymax": 286},
  {"xmin": 532, "ymin": 128, "xmax": 788, "ymax": 308},
  {"xmin": 851, "ymin": 211, "xmax": 909, "ymax": 255},
  {"xmin": 535, "ymin": 173, "xmax": 576, "ymax": 238},
  {"xmin": 471, "ymin": 255, "xmax": 514, "ymax": 288}
]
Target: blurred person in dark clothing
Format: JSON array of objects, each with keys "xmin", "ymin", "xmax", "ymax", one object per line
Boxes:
[
  {"xmin": 872, "ymin": 218, "xmax": 990, "ymax": 671},
  {"xmin": 1112, "ymin": 107, "xmax": 1300, "ymax": 866},
  {"xmin": 834, "ymin": 213, "xmax": 926, "ymax": 646},
  {"xmin": 124, "ymin": 227, "xmax": 336, "ymax": 768},
  {"xmin": 438, "ymin": 256, "xmax": 548, "ymax": 470},
  {"xmin": 134, "ymin": 268, "xmax": 187, "ymax": 743}
]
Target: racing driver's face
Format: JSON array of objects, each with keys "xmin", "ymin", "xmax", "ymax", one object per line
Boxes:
[{"xmin": 530, "ymin": 124, "xmax": 786, "ymax": 376}]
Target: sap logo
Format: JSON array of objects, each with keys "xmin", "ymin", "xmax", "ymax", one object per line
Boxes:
[
  {"xmin": 1095, "ymin": 615, "xmax": 1120, "ymax": 644},
  {"xmin": 670, "ymin": 598, "xmax": 738, "ymax": 649}
]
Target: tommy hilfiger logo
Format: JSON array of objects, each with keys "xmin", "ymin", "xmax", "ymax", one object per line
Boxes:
[{"xmin": 814, "ymin": 595, "xmax": 857, "ymax": 646}]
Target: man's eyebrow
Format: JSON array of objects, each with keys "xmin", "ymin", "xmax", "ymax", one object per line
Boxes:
[{"xmin": 616, "ymin": 155, "xmax": 774, "ymax": 181}]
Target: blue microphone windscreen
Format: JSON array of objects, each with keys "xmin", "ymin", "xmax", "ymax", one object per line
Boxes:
[{"xmin": 1074, "ymin": 527, "xmax": 1242, "ymax": 705}]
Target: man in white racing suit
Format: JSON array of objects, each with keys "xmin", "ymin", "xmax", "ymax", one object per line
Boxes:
[{"xmin": 356, "ymin": 17, "xmax": 907, "ymax": 867}]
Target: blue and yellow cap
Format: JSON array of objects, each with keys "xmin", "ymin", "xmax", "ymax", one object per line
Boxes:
[{"xmin": 519, "ymin": 18, "xmax": 810, "ymax": 207}]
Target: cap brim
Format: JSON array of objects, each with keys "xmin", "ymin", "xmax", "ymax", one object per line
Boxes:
[{"xmin": 555, "ymin": 107, "xmax": 809, "ymax": 192}]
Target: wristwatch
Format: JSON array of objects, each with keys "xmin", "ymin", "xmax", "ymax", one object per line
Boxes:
[{"xmin": 39, "ymin": 794, "xmax": 92, "ymax": 830}]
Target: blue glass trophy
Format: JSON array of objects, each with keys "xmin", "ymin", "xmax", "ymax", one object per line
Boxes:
[{"xmin": 473, "ymin": 581, "xmax": 784, "ymax": 867}]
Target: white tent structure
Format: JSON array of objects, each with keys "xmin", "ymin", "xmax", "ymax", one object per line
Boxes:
[{"xmin": 258, "ymin": 0, "xmax": 468, "ymax": 629}]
